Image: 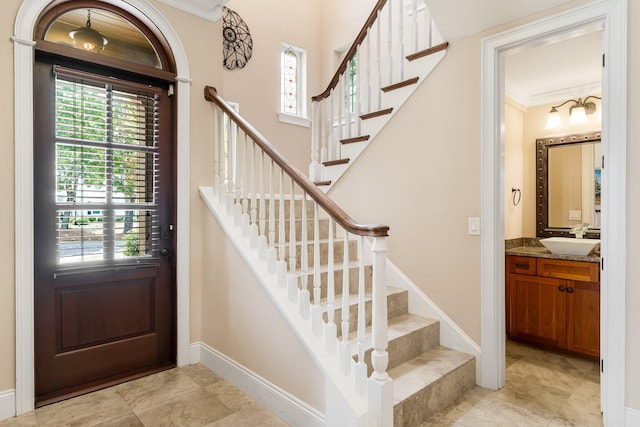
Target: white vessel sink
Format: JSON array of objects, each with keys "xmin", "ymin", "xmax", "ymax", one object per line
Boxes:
[{"xmin": 540, "ymin": 237, "xmax": 600, "ymax": 256}]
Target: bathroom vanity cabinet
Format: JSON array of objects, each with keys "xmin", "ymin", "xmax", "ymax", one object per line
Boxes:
[{"xmin": 506, "ymin": 255, "xmax": 600, "ymax": 358}]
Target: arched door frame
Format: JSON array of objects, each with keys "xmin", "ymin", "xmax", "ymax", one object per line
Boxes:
[
  {"xmin": 13, "ymin": 0, "xmax": 191, "ymax": 415},
  {"xmin": 480, "ymin": 0, "xmax": 627, "ymax": 425}
]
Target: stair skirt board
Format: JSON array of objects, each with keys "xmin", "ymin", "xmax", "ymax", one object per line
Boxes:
[
  {"xmin": 190, "ymin": 342, "xmax": 325, "ymax": 427},
  {"xmin": 368, "ymin": 236, "xmax": 482, "ymax": 383},
  {"xmin": 0, "ymin": 389, "xmax": 15, "ymax": 421},
  {"xmin": 319, "ymin": 49, "xmax": 448, "ymax": 191}
]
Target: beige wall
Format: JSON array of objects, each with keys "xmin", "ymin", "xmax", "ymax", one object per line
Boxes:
[
  {"xmin": 200, "ymin": 212, "xmax": 324, "ymax": 410},
  {"xmin": 504, "ymin": 99, "xmax": 525, "ymax": 240},
  {"xmin": 220, "ymin": 0, "xmax": 324, "ymax": 173}
]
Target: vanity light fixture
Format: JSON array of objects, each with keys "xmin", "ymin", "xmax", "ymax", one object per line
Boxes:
[
  {"xmin": 544, "ymin": 95, "xmax": 601, "ymax": 129},
  {"xmin": 69, "ymin": 9, "xmax": 108, "ymax": 52}
]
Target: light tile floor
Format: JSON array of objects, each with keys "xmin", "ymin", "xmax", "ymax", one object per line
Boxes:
[
  {"xmin": 420, "ymin": 340, "xmax": 602, "ymax": 427},
  {"xmin": 0, "ymin": 340, "xmax": 601, "ymax": 427},
  {"xmin": 0, "ymin": 364, "xmax": 290, "ymax": 427}
]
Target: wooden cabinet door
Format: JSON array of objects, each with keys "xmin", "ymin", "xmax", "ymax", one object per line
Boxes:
[
  {"xmin": 508, "ymin": 274, "xmax": 567, "ymax": 348},
  {"xmin": 566, "ymin": 280, "xmax": 600, "ymax": 357}
]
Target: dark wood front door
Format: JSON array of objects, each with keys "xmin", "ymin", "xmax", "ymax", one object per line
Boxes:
[{"xmin": 33, "ymin": 57, "xmax": 176, "ymax": 405}]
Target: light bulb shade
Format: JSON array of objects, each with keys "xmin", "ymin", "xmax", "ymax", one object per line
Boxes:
[
  {"xmin": 569, "ymin": 104, "xmax": 587, "ymax": 125},
  {"xmin": 70, "ymin": 26, "xmax": 108, "ymax": 51},
  {"xmin": 545, "ymin": 107, "xmax": 562, "ymax": 129}
]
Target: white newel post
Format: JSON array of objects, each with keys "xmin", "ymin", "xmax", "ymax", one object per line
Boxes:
[
  {"xmin": 369, "ymin": 236, "xmax": 393, "ymax": 427},
  {"xmin": 309, "ymin": 101, "xmax": 321, "ymax": 181}
]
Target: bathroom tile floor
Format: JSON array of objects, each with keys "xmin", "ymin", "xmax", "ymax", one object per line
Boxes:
[
  {"xmin": 420, "ymin": 340, "xmax": 602, "ymax": 427},
  {"xmin": 0, "ymin": 340, "xmax": 601, "ymax": 427},
  {"xmin": 0, "ymin": 364, "xmax": 290, "ymax": 427}
]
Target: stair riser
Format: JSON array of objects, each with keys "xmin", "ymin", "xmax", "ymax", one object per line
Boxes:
[
  {"xmin": 286, "ymin": 239, "xmax": 358, "ymax": 269},
  {"xmin": 327, "ymin": 289, "xmax": 408, "ymax": 337},
  {"xmin": 360, "ymin": 322, "xmax": 440, "ymax": 376},
  {"xmin": 393, "ymin": 358, "xmax": 475, "ymax": 427},
  {"xmin": 298, "ymin": 265, "xmax": 373, "ymax": 298},
  {"xmin": 271, "ymin": 219, "xmax": 335, "ymax": 242},
  {"xmin": 255, "ymin": 198, "xmax": 317, "ymax": 218}
]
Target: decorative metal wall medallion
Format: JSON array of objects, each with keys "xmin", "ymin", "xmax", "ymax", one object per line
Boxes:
[{"xmin": 222, "ymin": 7, "xmax": 253, "ymax": 70}]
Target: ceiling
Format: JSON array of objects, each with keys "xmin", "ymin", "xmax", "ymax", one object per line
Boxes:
[
  {"xmin": 505, "ymin": 30, "xmax": 603, "ymax": 107},
  {"xmin": 423, "ymin": 0, "xmax": 602, "ymax": 107}
]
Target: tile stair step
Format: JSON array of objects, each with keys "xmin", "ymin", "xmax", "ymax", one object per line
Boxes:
[
  {"xmin": 285, "ymin": 238, "xmax": 358, "ymax": 269},
  {"xmin": 322, "ymin": 286, "xmax": 408, "ymax": 337},
  {"xmin": 293, "ymin": 262, "xmax": 373, "ymax": 298},
  {"xmin": 349, "ymin": 313, "xmax": 440, "ymax": 376},
  {"xmin": 390, "ymin": 346, "xmax": 475, "ymax": 427}
]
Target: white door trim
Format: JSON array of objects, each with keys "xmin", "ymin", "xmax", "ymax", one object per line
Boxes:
[
  {"xmin": 13, "ymin": 0, "xmax": 191, "ymax": 415},
  {"xmin": 480, "ymin": 0, "xmax": 626, "ymax": 425}
]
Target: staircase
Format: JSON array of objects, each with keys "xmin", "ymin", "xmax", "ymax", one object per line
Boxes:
[
  {"xmin": 309, "ymin": 0, "xmax": 449, "ymax": 190},
  {"xmin": 202, "ymin": 83, "xmax": 475, "ymax": 425}
]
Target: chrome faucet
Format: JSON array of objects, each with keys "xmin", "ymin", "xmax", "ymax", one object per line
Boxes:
[{"xmin": 570, "ymin": 223, "xmax": 590, "ymax": 238}]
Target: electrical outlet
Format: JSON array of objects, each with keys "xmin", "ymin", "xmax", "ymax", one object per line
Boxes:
[{"xmin": 569, "ymin": 210, "xmax": 582, "ymax": 221}]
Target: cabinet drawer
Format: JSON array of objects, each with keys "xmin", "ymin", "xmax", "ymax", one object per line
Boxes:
[
  {"xmin": 537, "ymin": 258, "xmax": 599, "ymax": 282},
  {"xmin": 506, "ymin": 256, "xmax": 536, "ymax": 275}
]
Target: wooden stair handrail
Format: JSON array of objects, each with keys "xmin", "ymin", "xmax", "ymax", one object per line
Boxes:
[
  {"xmin": 311, "ymin": 0, "xmax": 388, "ymax": 102},
  {"xmin": 204, "ymin": 86, "xmax": 389, "ymax": 237}
]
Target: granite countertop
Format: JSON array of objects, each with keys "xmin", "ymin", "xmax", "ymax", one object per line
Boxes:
[{"xmin": 505, "ymin": 238, "xmax": 600, "ymax": 263}]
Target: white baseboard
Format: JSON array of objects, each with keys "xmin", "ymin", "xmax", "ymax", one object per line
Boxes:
[
  {"xmin": 385, "ymin": 258, "xmax": 482, "ymax": 383},
  {"xmin": 0, "ymin": 389, "xmax": 16, "ymax": 421},
  {"xmin": 190, "ymin": 342, "xmax": 324, "ymax": 427},
  {"xmin": 627, "ymin": 406, "xmax": 640, "ymax": 426}
]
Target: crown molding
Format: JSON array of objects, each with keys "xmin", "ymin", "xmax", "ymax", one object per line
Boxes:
[
  {"xmin": 505, "ymin": 81, "xmax": 601, "ymax": 107},
  {"xmin": 156, "ymin": 0, "xmax": 229, "ymax": 22}
]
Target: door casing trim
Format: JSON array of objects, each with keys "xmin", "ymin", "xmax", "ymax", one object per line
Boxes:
[
  {"xmin": 480, "ymin": 0, "xmax": 627, "ymax": 425},
  {"xmin": 13, "ymin": 0, "xmax": 191, "ymax": 415}
]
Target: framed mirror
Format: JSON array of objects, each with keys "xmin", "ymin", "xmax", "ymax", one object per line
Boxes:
[{"xmin": 536, "ymin": 131, "xmax": 601, "ymax": 238}]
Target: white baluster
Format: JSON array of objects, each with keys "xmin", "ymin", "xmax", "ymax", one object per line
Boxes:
[
  {"xmin": 338, "ymin": 76, "xmax": 344, "ymax": 156},
  {"xmin": 225, "ymin": 114, "xmax": 235, "ymax": 213},
  {"xmin": 426, "ymin": 7, "xmax": 432, "ymax": 48},
  {"xmin": 368, "ymin": 236, "xmax": 392, "ymax": 427},
  {"xmin": 258, "ymin": 150, "xmax": 267, "ymax": 259},
  {"xmin": 299, "ymin": 191, "xmax": 310, "ymax": 319},
  {"xmin": 267, "ymin": 159, "xmax": 277, "ymax": 273},
  {"xmin": 241, "ymin": 133, "xmax": 250, "ymax": 237},
  {"xmin": 310, "ymin": 102, "xmax": 321, "ymax": 182},
  {"xmin": 355, "ymin": 46, "xmax": 362, "ymax": 136},
  {"xmin": 387, "ymin": 0, "xmax": 393, "ymax": 85},
  {"xmin": 250, "ymin": 140, "xmax": 258, "ymax": 247},
  {"xmin": 330, "ymin": 89, "xmax": 337, "ymax": 161},
  {"xmin": 339, "ymin": 230, "xmax": 351, "ymax": 375},
  {"xmin": 213, "ymin": 107, "xmax": 221, "ymax": 195},
  {"xmin": 376, "ymin": 11, "xmax": 382, "ymax": 110},
  {"xmin": 366, "ymin": 30, "xmax": 372, "ymax": 113},
  {"xmin": 288, "ymin": 179, "xmax": 298, "ymax": 303},
  {"xmin": 344, "ymin": 66, "xmax": 352, "ymax": 141},
  {"xmin": 356, "ymin": 236, "xmax": 367, "ymax": 396},
  {"xmin": 412, "ymin": 0, "xmax": 418, "ymax": 53},
  {"xmin": 234, "ymin": 125, "xmax": 244, "ymax": 226},
  {"xmin": 277, "ymin": 168, "xmax": 287, "ymax": 288},
  {"xmin": 311, "ymin": 202, "xmax": 322, "ymax": 336},
  {"xmin": 325, "ymin": 217, "xmax": 337, "ymax": 354},
  {"xmin": 321, "ymin": 100, "xmax": 328, "ymax": 164},
  {"xmin": 398, "ymin": 0, "xmax": 405, "ymax": 81}
]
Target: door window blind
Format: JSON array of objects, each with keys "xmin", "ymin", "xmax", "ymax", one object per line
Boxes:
[{"xmin": 54, "ymin": 67, "xmax": 161, "ymax": 265}]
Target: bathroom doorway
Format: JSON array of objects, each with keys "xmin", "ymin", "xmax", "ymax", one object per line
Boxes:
[{"xmin": 480, "ymin": 1, "xmax": 628, "ymax": 425}]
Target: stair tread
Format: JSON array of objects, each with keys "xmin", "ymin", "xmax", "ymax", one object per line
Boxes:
[
  {"xmin": 323, "ymin": 158, "xmax": 350, "ymax": 166},
  {"xmin": 293, "ymin": 260, "xmax": 370, "ymax": 275},
  {"xmin": 360, "ymin": 107, "xmax": 393, "ymax": 120},
  {"xmin": 348, "ymin": 313, "xmax": 438, "ymax": 354},
  {"xmin": 406, "ymin": 41, "xmax": 449, "ymax": 62},
  {"xmin": 390, "ymin": 346, "xmax": 475, "ymax": 403},
  {"xmin": 381, "ymin": 77, "xmax": 419, "ymax": 93},
  {"xmin": 340, "ymin": 135, "xmax": 370, "ymax": 144}
]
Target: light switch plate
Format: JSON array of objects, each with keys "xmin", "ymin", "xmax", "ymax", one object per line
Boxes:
[{"xmin": 468, "ymin": 217, "xmax": 480, "ymax": 236}]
